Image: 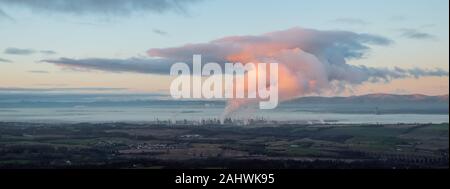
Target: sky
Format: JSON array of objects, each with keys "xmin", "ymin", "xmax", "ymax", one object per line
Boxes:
[{"xmin": 0, "ymin": 0, "xmax": 448, "ymax": 96}]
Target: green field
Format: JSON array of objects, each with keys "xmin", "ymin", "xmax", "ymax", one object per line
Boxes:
[{"xmin": 0, "ymin": 122, "xmax": 448, "ymax": 169}]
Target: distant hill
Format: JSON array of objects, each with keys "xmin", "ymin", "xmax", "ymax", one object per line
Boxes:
[
  {"xmin": 284, "ymin": 94, "xmax": 449, "ymax": 114},
  {"xmin": 289, "ymin": 94, "xmax": 449, "ymax": 104},
  {"xmin": 0, "ymin": 93, "xmax": 448, "ymax": 114}
]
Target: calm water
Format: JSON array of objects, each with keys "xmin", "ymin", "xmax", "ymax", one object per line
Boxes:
[
  {"xmin": 0, "ymin": 106, "xmax": 448, "ymax": 124},
  {"xmin": 0, "ymin": 93, "xmax": 448, "ymax": 124}
]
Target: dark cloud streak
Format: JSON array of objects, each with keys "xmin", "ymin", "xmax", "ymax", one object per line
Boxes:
[
  {"xmin": 0, "ymin": 87, "xmax": 129, "ymax": 92},
  {"xmin": 0, "ymin": 8, "xmax": 13, "ymax": 21},
  {"xmin": 4, "ymin": 47, "xmax": 35, "ymax": 55},
  {"xmin": 332, "ymin": 18, "xmax": 369, "ymax": 25},
  {"xmin": 0, "ymin": 57, "xmax": 12, "ymax": 63},
  {"xmin": 153, "ymin": 29, "xmax": 168, "ymax": 36},
  {"xmin": 28, "ymin": 70, "xmax": 50, "ymax": 74},
  {"xmin": 40, "ymin": 50, "xmax": 57, "ymax": 55},
  {"xmin": 43, "ymin": 57, "xmax": 173, "ymax": 74},
  {"xmin": 0, "ymin": 0, "xmax": 202, "ymax": 16},
  {"xmin": 399, "ymin": 28, "xmax": 436, "ymax": 40},
  {"xmin": 4, "ymin": 48, "xmax": 58, "ymax": 56}
]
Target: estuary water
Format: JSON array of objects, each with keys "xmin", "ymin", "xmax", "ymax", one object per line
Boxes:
[
  {"xmin": 0, "ymin": 93, "xmax": 448, "ymax": 124},
  {"xmin": 0, "ymin": 106, "xmax": 448, "ymax": 124}
]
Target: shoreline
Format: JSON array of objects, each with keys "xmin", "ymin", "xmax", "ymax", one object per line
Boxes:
[{"xmin": 0, "ymin": 120, "xmax": 449, "ymax": 126}]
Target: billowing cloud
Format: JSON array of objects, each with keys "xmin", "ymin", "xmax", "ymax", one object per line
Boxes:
[
  {"xmin": 147, "ymin": 27, "xmax": 392, "ymax": 62},
  {"xmin": 0, "ymin": 0, "xmax": 202, "ymax": 16},
  {"xmin": 0, "ymin": 57, "xmax": 12, "ymax": 63},
  {"xmin": 43, "ymin": 27, "xmax": 448, "ymax": 80},
  {"xmin": 399, "ymin": 28, "xmax": 436, "ymax": 40},
  {"xmin": 42, "ymin": 27, "xmax": 449, "ymax": 114}
]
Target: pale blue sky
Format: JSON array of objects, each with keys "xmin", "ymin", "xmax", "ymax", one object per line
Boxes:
[
  {"xmin": 1, "ymin": 0, "xmax": 448, "ymax": 56},
  {"xmin": 0, "ymin": 0, "xmax": 448, "ymax": 95}
]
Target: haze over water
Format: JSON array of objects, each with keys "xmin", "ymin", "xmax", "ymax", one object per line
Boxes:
[{"xmin": 0, "ymin": 93, "xmax": 447, "ymax": 124}]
